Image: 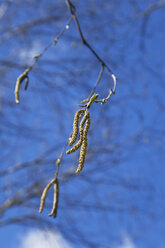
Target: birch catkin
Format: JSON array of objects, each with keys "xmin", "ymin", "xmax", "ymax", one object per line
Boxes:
[
  {"xmin": 66, "ymin": 109, "xmax": 90, "ymax": 174},
  {"xmin": 76, "ymin": 116, "xmax": 90, "ymax": 174},
  {"xmin": 15, "ymin": 67, "xmax": 32, "ymax": 104},
  {"xmin": 39, "ymin": 178, "xmax": 56, "ymax": 213},
  {"xmin": 66, "ymin": 111, "xmax": 89, "ymax": 154},
  {"xmin": 68, "ymin": 109, "xmax": 85, "ymax": 146},
  {"xmin": 48, "ymin": 178, "xmax": 59, "ymax": 218}
]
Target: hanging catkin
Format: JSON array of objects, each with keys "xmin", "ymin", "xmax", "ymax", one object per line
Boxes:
[
  {"xmin": 48, "ymin": 178, "xmax": 59, "ymax": 218},
  {"xmin": 66, "ymin": 111, "xmax": 89, "ymax": 154},
  {"xmin": 76, "ymin": 115, "xmax": 90, "ymax": 174},
  {"xmin": 68, "ymin": 109, "xmax": 85, "ymax": 146},
  {"xmin": 39, "ymin": 178, "xmax": 56, "ymax": 213}
]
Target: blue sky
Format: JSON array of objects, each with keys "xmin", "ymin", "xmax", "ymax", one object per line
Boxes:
[{"xmin": 0, "ymin": 0, "xmax": 165, "ymax": 247}]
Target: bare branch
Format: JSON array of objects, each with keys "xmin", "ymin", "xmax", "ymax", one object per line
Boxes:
[
  {"xmin": 14, "ymin": 16, "xmax": 72, "ymax": 103},
  {"xmin": 14, "ymin": 0, "xmax": 118, "ymax": 219},
  {"xmin": 139, "ymin": 0, "xmax": 165, "ymax": 17},
  {"xmin": 66, "ymin": 0, "xmax": 117, "ymax": 96}
]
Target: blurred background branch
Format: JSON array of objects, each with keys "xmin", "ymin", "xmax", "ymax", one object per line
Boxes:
[{"xmin": 0, "ymin": 0, "xmax": 165, "ymax": 247}]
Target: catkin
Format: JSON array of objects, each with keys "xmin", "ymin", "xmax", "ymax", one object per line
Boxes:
[
  {"xmin": 66, "ymin": 111, "xmax": 89, "ymax": 154},
  {"xmin": 66, "ymin": 109, "xmax": 90, "ymax": 174},
  {"xmin": 39, "ymin": 178, "xmax": 56, "ymax": 213},
  {"xmin": 76, "ymin": 116, "xmax": 90, "ymax": 174},
  {"xmin": 48, "ymin": 178, "xmax": 59, "ymax": 218},
  {"xmin": 83, "ymin": 114, "xmax": 90, "ymax": 136},
  {"xmin": 15, "ymin": 67, "xmax": 32, "ymax": 104},
  {"xmin": 76, "ymin": 137, "xmax": 87, "ymax": 174},
  {"xmin": 66, "ymin": 138, "xmax": 82, "ymax": 154},
  {"xmin": 68, "ymin": 109, "xmax": 85, "ymax": 146}
]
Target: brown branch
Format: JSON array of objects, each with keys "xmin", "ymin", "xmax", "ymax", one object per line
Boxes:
[
  {"xmin": 14, "ymin": 16, "xmax": 72, "ymax": 103},
  {"xmin": 14, "ymin": 0, "xmax": 118, "ymax": 218},
  {"xmin": 87, "ymin": 65, "xmax": 104, "ymax": 101},
  {"xmin": 66, "ymin": 0, "xmax": 117, "ymax": 96}
]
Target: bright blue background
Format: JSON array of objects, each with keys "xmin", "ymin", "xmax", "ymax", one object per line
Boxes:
[{"xmin": 0, "ymin": 0, "xmax": 165, "ymax": 247}]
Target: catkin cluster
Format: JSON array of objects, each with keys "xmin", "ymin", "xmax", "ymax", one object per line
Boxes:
[{"xmin": 66, "ymin": 109, "xmax": 90, "ymax": 174}]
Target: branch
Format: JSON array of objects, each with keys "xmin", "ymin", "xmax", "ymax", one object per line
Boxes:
[
  {"xmin": 14, "ymin": 0, "xmax": 118, "ymax": 219},
  {"xmin": 40, "ymin": 0, "xmax": 118, "ymax": 217},
  {"xmin": 138, "ymin": 0, "xmax": 165, "ymax": 51},
  {"xmin": 139, "ymin": 0, "xmax": 165, "ymax": 18},
  {"xmin": 14, "ymin": 16, "xmax": 72, "ymax": 103},
  {"xmin": 66, "ymin": 0, "xmax": 117, "ymax": 96}
]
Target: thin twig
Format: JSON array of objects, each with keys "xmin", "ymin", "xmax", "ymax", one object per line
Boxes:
[
  {"xmin": 14, "ymin": 16, "xmax": 72, "ymax": 103},
  {"xmin": 55, "ymin": 140, "xmax": 68, "ymax": 170},
  {"xmin": 87, "ymin": 65, "xmax": 104, "ymax": 101},
  {"xmin": 139, "ymin": 0, "xmax": 165, "ymax": 18},
  {"xmin": 95, "ymin": 89, "xmax": 114, "ymax": 104},
  {"xmin": 33, "ymin": 16, "xmax": 73, "ymax": 63},
  {"xmin": 66, "ymin": 0, "xmax": 117, "ymax": 96}
]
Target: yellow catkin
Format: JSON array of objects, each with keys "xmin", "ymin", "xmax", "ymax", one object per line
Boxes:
[
  {"xmin": 48, "ymin": 178, "xmax": 59, "ymax": 218},
  {"xmin": 68, "ymin": 109, "xmax": 85, "ymax": 146},
  {"xmin": 39, "ymin": 178, "xmax": 56, "ymax": 213},
  {"xmin": 83, "ymin": 114, "xmax": 90, "ymax": 136},
  {"xmin": 76, "ymin": 138, "xmax": 87, "ymax": 174},
  {"xmin": 66, "ymin": 138, "xmax": 82, "ymax": 154},
  {"xmin": 66, "ymin": 111, "xmax": 89, "ymax": 154},
  {"xmin": 14, "ymin": 67, "xmax": 32, "ymax": 104},
  {"xmin": 76, "ymin": 116, "xmax": 90, "ymax": 174}
]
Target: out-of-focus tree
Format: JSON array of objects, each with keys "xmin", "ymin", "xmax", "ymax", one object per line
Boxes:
[{"xmin": 0, "ymin": 0, "xmax": 165, "ymax": 247}]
